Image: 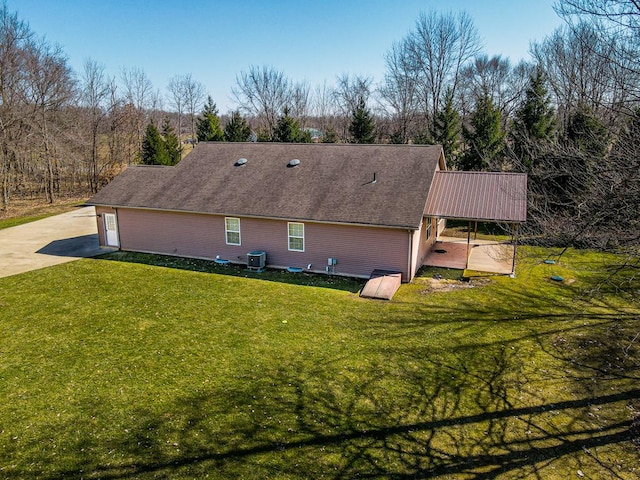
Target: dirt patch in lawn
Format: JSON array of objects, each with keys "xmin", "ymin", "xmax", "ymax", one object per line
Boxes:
[{"xmin": 419, "ymin": 276, "xmax": 491, "ymax": 294}]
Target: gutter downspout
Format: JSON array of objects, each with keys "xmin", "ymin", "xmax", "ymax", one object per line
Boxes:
[
  {"xmin": 407, "ymin": 229, "xmax": 413, "ymax": 282},
  {"xmin": 114, "ymin": 207, "xmax": 122, "ymax": 249}
]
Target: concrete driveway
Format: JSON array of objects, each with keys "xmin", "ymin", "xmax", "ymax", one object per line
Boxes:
[{"xmin": 0, "ymin": 206, "xmax": 104, "ymax": 279}]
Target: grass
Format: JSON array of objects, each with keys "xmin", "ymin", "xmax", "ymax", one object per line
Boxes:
[
  {"xmin": 440, "ymin": 219, "xmax": 513, "ymax": 241},
  {"xmin": 0, "ymin": 248, "xmax": 639, "ymax": 479},
  {"xmin": 101, "ymin": 251, "xmax": 364, "ymax": 293}
]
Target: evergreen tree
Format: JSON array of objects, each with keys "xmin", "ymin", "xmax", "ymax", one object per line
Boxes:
[
  {"xmin": 552, "ymin": 104, "xmax": 609, "ymax": 198},
  {"xmin": 431, "ymin": 88, "xmax": 461, "ymax": 161},
  {"xmin": 140, "ymin": 121, "xmax": 169, "ymax": 165},
  {"xmin": 161, "ymin": 117, "xmax": 182, "ymax": 165},
  {"xmin": 272, "ymin": 107, "xmax": 311, "ymax": 143},
  {"xmin": 412, "ymin": 129, "xmax": 432, "ymax": 145},
  {"xmin": 459, "ymin": 94, "xmax": 505, "ymax": 171},
  {"xmin": 196, "ymin": 96, "xmax": 224, "ymax": 142},
  {"xmin": 348, "ymin": 95, "xmax": 376, "ymax": 143},
  {"xmin": 565, "ymin": 104, "xmax": 609, "ymax": 157},
  {"xmin": 321, "ymin": 126, "xmax": 337, "ymax": 143},
  {"xmin": 224, "ymin": 110, "xmax": 252, "ymax": 142},
  {"xmin": 389, "ymin": 130, "xmax": 405, "ymax": 144},
  {"xmin": 511, "ymin": 69, "xmax": 556, "ymax": 169},
  {"xmin": 256, "ymin": 128, "xmax": 271, "ymax": 142}
]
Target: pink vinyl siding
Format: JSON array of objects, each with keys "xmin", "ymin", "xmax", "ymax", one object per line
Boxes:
[
  {"xmin": 116, "ymin": 209, "xmax": 220, "ymax": 259},
  {"xmin": 218, "ymin": 216, "xmax": 410, "ymax": 279},
  {"xmin": 95, "ymin": 207, "xmax": 414, "ymax": 280},
  {"xmin": 415, "ymin": 216, "xmax": 437, "ymax": 274}
]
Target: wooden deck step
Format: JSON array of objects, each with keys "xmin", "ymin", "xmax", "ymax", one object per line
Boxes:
[{"xmin": 360, "ymin": 270, "xmax": 402, "ymax": 300}]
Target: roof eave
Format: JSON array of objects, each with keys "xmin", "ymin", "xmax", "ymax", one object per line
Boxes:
[
  {"xmin": 89, "ymin": 204, "xmax": 421, "ymax": 230},
  {"xmin": 424, "ymin": 211, "xmax": 527, "ymax": 223}
]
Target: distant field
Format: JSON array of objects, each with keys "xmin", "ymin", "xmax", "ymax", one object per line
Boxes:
[
  {"xmin": 0, "ymin": 248, "xmax": 638, "ymax": 479},
  {"xmin": 0, "ymin": 198, "xmax": 87, "ymax": 230}
]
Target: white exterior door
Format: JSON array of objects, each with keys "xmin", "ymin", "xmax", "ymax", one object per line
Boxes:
[{"xmin": 104, "ymin": 213, "xmax": 119, "ymax": 247}]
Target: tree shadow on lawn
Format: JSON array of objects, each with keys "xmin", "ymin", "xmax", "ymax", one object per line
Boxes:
[
  {"xmin": 6, "ymin": 331, "xmax": 638, "ymax": 479},
  {"xmin": 96, "ymin": 251, "xmax": 365, "ymax": 293},
  {"xmin": 5, "ymin": 250, "xmax": 638, "ymax": 479}
]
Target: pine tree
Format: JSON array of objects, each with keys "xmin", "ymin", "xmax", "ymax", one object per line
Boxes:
[
  {"xmin": 511, "ymin": 69, "xmax": 556, "ymax": 169},
  {"xmin": 431, "ymin": 88, "xmax": 461, "ymax": 161},
  {"xmin": 196, "ymin": 96, "xmax": 224, "ymax": 142},
  {"xmin": 565, "ymin": 104, "xmax": 609, "ymax": 157},
  {"xmin": 256, "ymin": 129, "xmax": 271, "ymax": 142},
  {"xmin": 460, "ymin": 94, "xmax": 505, "ymax": 171},
  {"xmin": 161, "ymin": 117, "xmax": 182, "ymax": 165},
  {"xmin": 271, "ymin": 107, "xmax": 311, "ymax": 143},
  {"xmin": 348, "ymin": 95, "xmax": 376, "ymax": 143},
  {"xmin": 224, "ymin": 110, "xmax": 252, "ymax": 142},
  {"xmin": 141, "ymin": 121, "xmax": 169, "ymax": 165},
  {"xmin": 321, "ymin": 126, "xmax": 337, "ymax": 143}
]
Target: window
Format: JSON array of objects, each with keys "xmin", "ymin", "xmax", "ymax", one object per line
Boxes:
[
  {"xmin": 288, "ymin": 222, "xmax": 304, "ymax": 252},
  {"xmin": 425, "ymin": 217, "xmax": 432, "ymax": 241},
  {"xmin": 225, "ymin": 217, "xmax": 241, "ymax": 245}
]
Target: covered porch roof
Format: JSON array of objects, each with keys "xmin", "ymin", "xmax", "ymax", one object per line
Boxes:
[
  {"xmin": 424, "ymin": 171, "xmax": 527, "ymax": 223},
  {"xmin": 423, "ymin": 171, "xmax": 528, "ymax": 276}
]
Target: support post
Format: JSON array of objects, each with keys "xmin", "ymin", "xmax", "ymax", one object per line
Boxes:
[
  {"xmin": 511, "ymin": 223, "xmax": 519, "ymax": 277},
  {"xmin": 466, "ymin": 220, "xmax": 471, "ymax": 269}
]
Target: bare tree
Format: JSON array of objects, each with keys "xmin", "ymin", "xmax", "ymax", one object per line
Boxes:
[
  {"xmin": 333, "ymin": 73, "xmax": 372, "ymax": 115},
  {"xmin": 532, "ymin": 24, "xmax": 612, "ymax": 122},
  {"xmin": 232, "ymin": 65, "xmax": 291, "ymax": 138},
  {"xmin": 459, "ymin": 55, "xmax": 529, "ymax": 128},
  {"xmin": 120, "ymin": 66, "xmax": 153, "ymax": 159},
  {"xmin": 181, "ymin": 74, "xmax": 205, "ymax": 144},
  {"xmin": 167, "ymin": 75, "xmax": 187, "ymax": 142},
  {"xmin": 311, "ymin": 80, "xmax": 337, "ymax": 134},
  {"xmin": 147, "ymin": 88, "xmax": 165, "ymax": 128},
  {"xmin": 405, "ymin": 10, "xmax": 482, "ymax": 130},
  {"xmin": 289, "ymin": 80, "xmax": 311, "ymax": 127},
  {"xmin": 80, "ymin": 58, "xmax": 111, "ymax": 192},
  {"xmin": 121, "ymin": 66, "xmax": 154, "ymax": 111},
  {"xmin": 555, "ymin": 0, "xmax": 640, "ymax": 108},
  {"xmin": 105, "ymin": 77, "xmax": 128, "ymax": 177},
  {"xmin": 556, "ymin": 0, "xmax": 640, "ymax": 51},
  {"xmin": 333, "ymin": 74, "xmax": 372, "ymax": 141},
  {"xmin": 378, "ymin": 39, "xmax": 420, "ymax": 143},
  {"xmin": 24, "ymin": 38, "xmax": 76, "ymax": 203},
  {"xmin": 0, "ymin": 2, "xmax": 33, "ymax": 210}
]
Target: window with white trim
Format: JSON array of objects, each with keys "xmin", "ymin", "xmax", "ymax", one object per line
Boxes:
[
  {"xmin": 225, "ymin": 217, "xmax": 241, "ymax": 245},
  {"xmin": 425, "ymin": 217, "xmax": 432, "ymax": 241},
  {"xmin": 288, "ymin": 222, "xmax": 304, "ymax": 252}
]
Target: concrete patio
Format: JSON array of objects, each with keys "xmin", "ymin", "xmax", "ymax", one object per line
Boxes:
[{"xmin": 422, "ymin": 236, "xmax": 515, "ymax": 275}]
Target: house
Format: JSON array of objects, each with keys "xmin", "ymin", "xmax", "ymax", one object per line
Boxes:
[{"xmin": 86, "ymin": 143, "xmax": 527, "ymax": 282}]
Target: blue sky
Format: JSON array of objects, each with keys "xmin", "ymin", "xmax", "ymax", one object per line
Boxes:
[{"xmin": 14, "ymin": 0, "xmax": 563, "ymax": 113}]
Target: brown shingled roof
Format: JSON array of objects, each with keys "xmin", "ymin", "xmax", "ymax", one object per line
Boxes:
[
  {"xmin": 87, "ymin": 143, "xmax": 444, "ymax": 229},
  {"xmin": 424, "ymin": 171, "xmax": 527, "ymax": 223}
]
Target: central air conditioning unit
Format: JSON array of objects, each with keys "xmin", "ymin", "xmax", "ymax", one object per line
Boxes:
[{"xmin": 247, "ymin": 250, "xmax": 266, "ymax": 270}]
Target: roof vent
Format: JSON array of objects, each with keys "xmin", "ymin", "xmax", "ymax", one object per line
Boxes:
[
  {"xmin": 287, "ymin": 159, "xmax": 301, "ymax": 168},
  {"xmin": 235, "ymin": 158, "xmax": 248, "ymax": 166}
]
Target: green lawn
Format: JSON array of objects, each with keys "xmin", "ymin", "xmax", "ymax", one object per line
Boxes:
[{"xmin": 0, "ymin": 249, "xmax": 638, "ymax": 479}]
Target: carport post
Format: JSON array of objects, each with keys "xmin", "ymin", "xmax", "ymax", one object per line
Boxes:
[
  {"xmin": 466, "ymin": 220, "xmax": 471, "ymax": 269},
  {"xmin": 511, "ymin": 223, "xmax": 519, "ymax": 277}
]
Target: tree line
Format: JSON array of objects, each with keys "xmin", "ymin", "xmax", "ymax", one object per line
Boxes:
[{"xmin": 1, "ymin": 1, "xmax": 639, "ymax": 255}]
